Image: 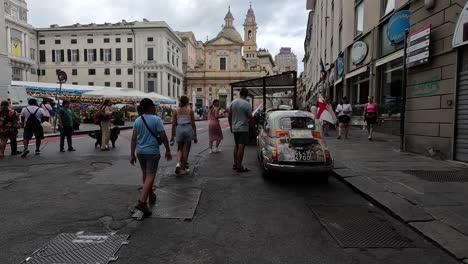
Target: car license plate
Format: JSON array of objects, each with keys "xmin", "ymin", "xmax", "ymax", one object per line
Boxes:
[{"xmin": 295, "ymin": 150, "xmax": 314, "ymax": 161}]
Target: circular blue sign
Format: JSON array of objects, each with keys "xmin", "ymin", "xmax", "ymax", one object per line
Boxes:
[
  {"xmin": 337, "ymin": 57, "xmax": 344, "ymax": 78},
  {"xmin": 387, "ymin": 10, "xmax": 410, "ymax": 44}
]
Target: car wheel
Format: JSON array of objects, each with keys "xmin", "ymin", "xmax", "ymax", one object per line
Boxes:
[{"xmin": 262, "ymin": 160, "xmax": 272, "ymax": 179}]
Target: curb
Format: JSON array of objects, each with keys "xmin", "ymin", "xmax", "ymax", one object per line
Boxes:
[{"xmin": 332, "ymin": 171, "xmax": 463, "ymax": 262}]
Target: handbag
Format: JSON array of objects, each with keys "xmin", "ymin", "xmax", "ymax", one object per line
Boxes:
[{"xmin": 141, "ymin": 115, "xmax": 163, "ymax": 145}]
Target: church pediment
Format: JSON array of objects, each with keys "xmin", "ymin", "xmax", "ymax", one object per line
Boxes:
[{"xmin": 206, "ymin": 36, "xmax": 241, "ymax": 46}]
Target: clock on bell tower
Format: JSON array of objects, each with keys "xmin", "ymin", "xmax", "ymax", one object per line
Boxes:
[{"xmin": 243, "ymin": 3, "xmax": 257, "ymax": 58}]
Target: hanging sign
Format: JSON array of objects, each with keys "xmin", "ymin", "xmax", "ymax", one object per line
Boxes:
[
  {"xmin": 337, "ymin": 57, "xmax": 344, "ymax": 78},
  {"xmin": 352, "ymin": 41, "xmax": 368, "ymax": 65},
  {"xmin": 387, "ymin": 10, "xmax": 411, "ymax": 44},
  {"xmin": 406, "ymin": 24, "xmax": 431, "ymax": 68},
  {"xmin": 453, "ymin": 2, "xmax": 468, "ymax": 48}
]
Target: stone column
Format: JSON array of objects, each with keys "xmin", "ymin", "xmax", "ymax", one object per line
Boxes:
[
  {"xmin": 0, "ymin": 1, "xmax": 12, "ymax": 88},
  {"xmin": 25, "ymin": 33, "xmax": 29, "ymax": 59},
  {"xmin": 6, "ymin": 27, "xmax": 11, "ymax": 54}
]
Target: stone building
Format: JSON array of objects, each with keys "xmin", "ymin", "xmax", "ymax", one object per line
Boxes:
[
  {"xmin": 3, "ymin": 0, "xmax": 37, "ymax": 81},
  {"xmin": 178, "ymin": 5, "xmax": 275, "ymax": 110},
  {"xmin": 274, "ymin": 47, "xmax": 298, "ymax": 74},
  {"xmin": 35, "ymin": 20, "xmax": 184, "ymax": 98},
  {"xmin": 0, "ymin": 0, "xmax": 11, "ymax": 89}
]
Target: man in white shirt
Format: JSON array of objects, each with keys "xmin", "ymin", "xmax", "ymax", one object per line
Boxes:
[{"xmin": 20, "ymin": 99, "xmax": 46, "ymax": 157}]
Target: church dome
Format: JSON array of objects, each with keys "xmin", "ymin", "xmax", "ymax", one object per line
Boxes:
[{"xmin": 217, "ymin": 27, "xmax": 244, "ymax": 43}]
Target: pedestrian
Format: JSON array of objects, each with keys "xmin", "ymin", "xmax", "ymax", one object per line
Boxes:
[
  {"xmin": 0, "ymin": 101, "xmax": 21, "ymax": 158},
  {"xmin": 229, "ymin": 87, "xmax": 252, "ymax": 172},
  {"xmin": 20, "ymin": 98, "xmax": 46, "ymax": 157},
  {"xmin": 363, "ymin": 96, "xmax": 378, "ymax": 141},
  {"xmin": 130, "ymin": 98, "xmax": 172, "ymax": 218},
  {"xmin": 58, "ymin": 100, "xmax": 76, "ymax": 152},
  {"xmin": 171, "ymin": 95, "xmax": 197, "ymax": 175},
  {"xmin": 208, "ymin": 99, "xmax": 225, "ymax": 154},
  {"xmin": 323, "ymin": 98, "xmax": 331, "ymax": 137},
  {"xmin": 99, "ymin": 100, "xmax": 113, "ymax": 151},
  {"xmin": 40, "ymin": 101, "xmax": 52, "ymax": 122},
  {"xmin": 335, "ymin": 96, "xmax": 352, "ymax": 140}
]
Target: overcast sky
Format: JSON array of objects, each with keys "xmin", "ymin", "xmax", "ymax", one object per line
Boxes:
[{"xmin": 28, "ymin": 0, "xmax": 308, "ymax": 72}]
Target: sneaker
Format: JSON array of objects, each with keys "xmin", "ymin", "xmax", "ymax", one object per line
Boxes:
[
  {"xmin": 68, "ymin": 148, "xmax": 76, "ymax": 152},
  {"xmin": 11, "ymin": 151, "xmax": 22, "ymax": 156},
  {"xmin": 149, "ymin": 192, "xmax": 157, "ymax": 205},
  {"xmin": 209, "ymin": 149, "xmax": 213, "ymax": 154},
  {"xmin": 337, "ymin": 136, "xmax": 341, "ymax": 140},
  {"xmin": 185, "ymin": 168, "xmax": 191, "ymax": 174},
  {"xmin": 21, "ymin": 150, "xmax": 30, "ymax": 158},
  {"xmin": 134, "ymin": 200, "xmax": 152, "ymax": 218},
  {"xmin": 35, "ymin": 150, "xmax": 41, "ymax": 155},
  {"xmin": 214, "ymin": 148, "xmax": 221, "ymax": 153},
  {"xmin": 60, "ymin": 149, "xmax": 66, "ymax": 153},
  {"xmin": 175, "ymin": 166, "xmax": 181, "ymax": 175}
]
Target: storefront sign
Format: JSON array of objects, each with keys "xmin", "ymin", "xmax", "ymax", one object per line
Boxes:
[
  {"xmin": 406, "ymin": 24, "xmax": 431, "ymax": 68},
  {"xmin": 453, "ymin": 2, "xmax": 468, "ymax": 48},
  {"xmin": 352, "ymin": 41, "xmax": 368, "ymax": 65},
  {"xmin": 387, "ymin": 10, "xmax": 411, "ymax": 44},
  {"xmin": 337, "ymin": 57, "xmax": 345, "ymax": 78}
]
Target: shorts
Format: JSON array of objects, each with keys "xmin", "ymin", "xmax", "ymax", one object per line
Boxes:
[
  {"xmin": 137, "ymin": 154, "xmax": 161, "ymax": 174},
  {"xmin": 176, "ymin": 124, "xmax": 193, "ymax": 143},
  {"xmin": 233, "ymin": 132, "xmax": 249, "ymax": 145},
  {"xmin": 338, "ymin": 115, "xmax": 350, "ymax": 124},
  {"xmin": 23, "ymin": 128, "xmax": 44, "ymax": 140},
  {"xmin": 365, "ymin": 114, "xmax": 377, "ymax": 125}
]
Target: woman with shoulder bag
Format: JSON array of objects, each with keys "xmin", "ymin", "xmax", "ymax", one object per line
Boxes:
[{"xmin": 363, "ymin": 96, "xmax": 378, "ymax": 141}]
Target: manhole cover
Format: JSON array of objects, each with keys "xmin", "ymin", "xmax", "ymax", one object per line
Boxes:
[
  {"xmin": 309, "ymin": 206, "xmax": 413, "ymax": 248},
  {"xmin": 23, "ymin": 232, "xmax": 129, "ymax": 264},
  {"xmin": 403, "ymin": 170, "xmax": 468, "ymax": 182}
]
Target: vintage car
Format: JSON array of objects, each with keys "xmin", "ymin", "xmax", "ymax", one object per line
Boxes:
[{"xmin": 257, "ymin": 109, "xmax": 333, "ymax": 180}]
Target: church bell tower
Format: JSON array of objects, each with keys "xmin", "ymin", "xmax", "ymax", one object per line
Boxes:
[{"xmin": 243, "ymin": 4, "xmax": 257, "ymax": 61}]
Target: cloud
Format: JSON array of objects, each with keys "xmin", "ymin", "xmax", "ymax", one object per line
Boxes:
[{"xmin": 28, "ymin": 0, "xmax": 308, "ymax": 71}]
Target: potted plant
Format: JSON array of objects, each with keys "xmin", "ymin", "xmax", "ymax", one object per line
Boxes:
[{"xmin": 113, "ymin": 110, "xmax": 125, "ymax": 126}]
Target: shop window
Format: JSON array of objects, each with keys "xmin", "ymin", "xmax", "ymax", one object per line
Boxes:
[
  {"xmin": 355, "ymin": 1, "xmax": 364, "ymax": 36},
  {"xmin": 380, "ymin": 58, "xmax": 403, "ymax": 114},
  {"xmin": 380, "ymin": 22, "xmax": 404, "ymax": 57}
]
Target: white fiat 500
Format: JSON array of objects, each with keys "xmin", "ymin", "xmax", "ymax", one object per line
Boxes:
[{"xmin": 257, "ymin": 109, "xmax": 333, "ymax": 180}]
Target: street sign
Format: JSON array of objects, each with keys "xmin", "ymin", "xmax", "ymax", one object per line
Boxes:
[
  {"xmin": 406, "ymin": 24, "xmax": 431, "ymax": 68},
  {"xmin": 57, "ymin": 70, "xmax": 68, "ymax": 83}
]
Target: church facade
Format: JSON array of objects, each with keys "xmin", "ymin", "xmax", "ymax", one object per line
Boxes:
[{"xmin": 178, "ymin": 5, "xmax": 274, "ymax": 110}]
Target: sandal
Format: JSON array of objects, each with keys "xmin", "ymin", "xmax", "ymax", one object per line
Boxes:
[{"xmin": 237, "ymin": 167, "xmax": 250, "ymax": 173}]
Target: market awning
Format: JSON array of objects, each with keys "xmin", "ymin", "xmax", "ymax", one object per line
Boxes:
[
  {"xmin": 13, "ymin": 81, "xmax": 101, "ymax": 96},
  {"xmin": 230, "ymin": 71, "xmax": 298, "ymax": 111}
]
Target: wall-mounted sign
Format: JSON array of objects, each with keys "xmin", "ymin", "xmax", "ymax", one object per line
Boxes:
[
  {"xmin": 337, "ymin": 57, "xmax": 345, "ymax": 78},
  {"xmin": 387, "ymin": 10, "xmax": 411, "ymax": 44},
  {"xmin": 453, "ymin": 2, "xmax": 468, "ymax": 48},
  {"xmin": 406, "ymin": 24, "xmax": 431, "ymax": 68},
  {"xmin": 352, "ymin": 41, "xmax": 368, "ymax": 65}
]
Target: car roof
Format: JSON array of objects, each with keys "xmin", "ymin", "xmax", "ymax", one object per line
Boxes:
[{"xmin": 267, "ymin": 110, "xmax": 315, "ymax": 120}]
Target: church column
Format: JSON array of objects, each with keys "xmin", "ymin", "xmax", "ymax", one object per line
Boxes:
[
  {"xmin": 21, "ymin": 33, "xmax": 24, "ymax": 57},
  {"xmin": 6, "ymin": 27, "xmax": 11, "ymax": 54}
]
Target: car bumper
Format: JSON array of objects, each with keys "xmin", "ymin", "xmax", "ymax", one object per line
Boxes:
[{"xmin": 264, "ymin": 162, "xmax": 333, "ymax": 173}]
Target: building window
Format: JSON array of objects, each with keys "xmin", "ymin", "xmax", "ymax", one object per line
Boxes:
[
  {"xmin": 147, "ymin": 47, "xmax": 154, "ymax": 61},
  {"xmin": 55, "ymin": 39, "xmax": 61, "ymax": 44},
  {"xmin": 104, "ymin": 48, "xmax": 112, "ymax": 62},
  {"xmin": 128, "ymin": 82, "xmax": 134, "ymax": 88},
  {"xmin": 71, "ymin": 49, "xmax": 79, "ymax": 63},
  {"xmin": 87, "ymin": 39, "xmax": 93, "ymax": 44},
  {"xmin": 116, "ymin": 38, "xmax": 121, "ymax": 43},
  {"xmin": 220, "ymin": 57, "xmax": 226, "ymax": 71},
  {"xmin": 31, "ymin": 68, "xmax": 36, "ymax": 75},
  {"xmin": 168, "ymin": 75, "xmax": 171, "ymax": 96},
  {"xmin": 88, "ymin": 82, "xmax": 94, "ymax": 86},
  {"xmin": 147, "ymin": 37, "xmax": 154, "ymax": 42},
  {"xmin": 53, "ymin": 50, "xmax": 64, "ymax": 63},
  {"xmin": 382, "ymin": 0, "xmax": 395, "ymax": 16},
  {"xmin": 104, "ymin": 38, "xmax": 110, "ymax": 43},
  {"xmin": 104, "ymin": 68, "xmax": 110, "ymax": 75},
  {"xmin": 72, "ymin": 82, "xmax": 78, "ymax": 85},
  {"xmin": 39, "ymin": 39, "xmax": 45, "ymax": 45},
  {"xmin": 127, "ymin": 37, "xmax": 133, "ymax": 43},
  {"xmin": 88, "ymin": 69, "xmax": 96, "ymax": 75},
  {"xmin": 105, "ymin": 82, "xmax": 110, "ymax": 87},
  {"xmin": 71, "ymin": 39, "xmax": 77, "ymax": 44},
  {"xmin": 197, "ymin": 88, "xmax": 202, "ymax": 92},
  {"xmin": 86, "ymin": 49, "xmax": 96, "ymax": 62},
  {"xmin": 116, "ymin": 82, "xmax": 122, "ymax": 87},
  {"xmin": 355, "ymin": 1, "xmax": 364, "ymax": 36},
  {"xmin": 127, "ymin": 48, "xmax": 133, "ymax": 61},
  {"xmin": 72, "ymin": 69, "xmax": 78, "ymax": 75},
  {"xmin": 380, "ymin": 58, "xmax": 402, "ymax": 114},
  {"xmin": 116, "ymin": 48, "xmax": 121, "ymax": 62},
  {"xmin": 30, "ymin": 48, "xmax": 35, "ymax": 60},
  {"xmin": 41, "ymin": 70, "xmax": 46, "ymax": 76},
  {"xmin": 128, "ymin": 68, "xmax": 133, "ymax": 75},
  {"xmin": 39, "ymin": 50, "xmax": 46, "ymax": 63},
  {"xmin": 116, "ymin": 69, "xmax": 121, "ymax": 75}
]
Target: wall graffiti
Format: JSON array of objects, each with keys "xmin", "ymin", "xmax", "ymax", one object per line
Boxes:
[{"xmin": 409, "ymin": 76, "xmax": 440, "ymax": 97}]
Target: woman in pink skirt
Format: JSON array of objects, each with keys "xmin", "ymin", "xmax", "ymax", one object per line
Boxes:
[{"xmin": 208, "ymin": 99, "xmax": 225, "ymax": 153}]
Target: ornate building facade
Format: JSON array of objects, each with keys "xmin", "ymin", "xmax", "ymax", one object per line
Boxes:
[{"xmin": 178, "ymin": 5, "xmax": 274, "ymax": 110}]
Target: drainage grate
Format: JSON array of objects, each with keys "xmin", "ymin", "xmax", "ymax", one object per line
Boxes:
[
  {"xmin": 24, "ymin": 232, "xmax": 129, "ymax": 264},
  {"xmin": 310, "ymin": 206, "xmax": 413, "ymax": 248},
  {"xmin": 403, "ymin": 170, "xmax": 468, "ymax": 182}
]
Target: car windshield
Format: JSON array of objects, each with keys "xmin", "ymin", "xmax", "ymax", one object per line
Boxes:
[{"xmin": 279, "ymin": 117, "xmax": 315, "ymax": 130}]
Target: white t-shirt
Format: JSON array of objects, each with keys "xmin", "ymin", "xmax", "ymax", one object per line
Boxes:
[
  {"xmin": 336, "ymin": 104, "xmax": 352, "ymax": 117},
  {"xmin": 21, "ymin": 106, "xmax": 45, "ymax": 123}
]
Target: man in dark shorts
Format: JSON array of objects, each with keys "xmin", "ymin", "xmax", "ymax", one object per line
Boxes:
[
  {"xmin": 20, "ymin": 99, "xmax": 45, "ymax": 157},
  {"xmin": 229, "ymin": 88, "xmax": 252, "ymax": 172}
]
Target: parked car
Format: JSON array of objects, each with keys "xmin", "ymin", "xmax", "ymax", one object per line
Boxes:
[
  {"xmin": 257, "ymin": 109, "xmax": 333, "ymax": 180},
  {"xmin": 0, "ymin": 85, "xmax": 29, "ymax": 112}
]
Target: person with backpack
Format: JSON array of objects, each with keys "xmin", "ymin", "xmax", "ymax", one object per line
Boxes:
[
  {"xmin": 130, "ymin": 98, "xmax": 172, "ymax": 219},
  {"xmin": 98, "ymin": 100, "xmax": 113, "ymax": 151},
  {"xmin": 20, "ymin": 98, "xmax": 46, "ymax": 158},
  {"xmin": 58, "ymin": 100, "xmax": 76, "ymax": 152}
]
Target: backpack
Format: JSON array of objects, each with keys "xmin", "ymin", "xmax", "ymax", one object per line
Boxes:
[
  {"xmin": 93, "ymin": 106, "xmax": 108, "ymax": 125},
  {"xmin": 25, "ymin": 107, "xmax": 42, "ymax": 131}
]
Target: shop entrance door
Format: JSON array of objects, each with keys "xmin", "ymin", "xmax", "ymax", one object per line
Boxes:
[{"xmin": 455, "ymin": 46, "xmax": 468, "ymax": 162}]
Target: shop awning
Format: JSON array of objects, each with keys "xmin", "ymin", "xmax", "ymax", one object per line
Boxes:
[
  {"xmin": 345, "ymin": 66, "xmax": 368, "ymax": 80},
  {"xmin": 375, "ymin": 50, "xmax": 404, "ymax": 67},
  {"xmin": 230, "ymin": 71, "xmax": 298, "ymax": 111}
]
